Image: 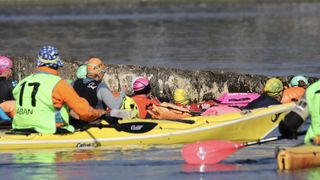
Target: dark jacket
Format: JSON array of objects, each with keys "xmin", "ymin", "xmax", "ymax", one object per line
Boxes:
[
  {"xmin": 0, "ymin": 77, "xmax": 14, "ymax": 103},
  {"xmin": 243, "ymin": 93, "xmax": 281, "ymax": 110}
]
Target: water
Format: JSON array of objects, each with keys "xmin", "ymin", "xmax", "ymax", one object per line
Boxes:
[
  {"xmin": 1, "ymin": 2, "xmax": 320, "ymax": 77},
  {"xmin": 1, "ymin": 2, "xmax": 320, "ymax": 179}
]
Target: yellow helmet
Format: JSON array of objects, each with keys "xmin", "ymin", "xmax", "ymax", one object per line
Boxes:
[
  {"xmin": 264, "ymin": 77, "xmax": 284, "ymax": 97},
  {"xmin": 174, "ymin": 88, "xmax": 189, "ymax": 105}
]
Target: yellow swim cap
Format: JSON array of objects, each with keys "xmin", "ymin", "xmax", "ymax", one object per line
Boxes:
[
  {"xmin": 263, "ymin": 77, "xmax": 284, "ymax": 97},
  {"xmin": 174, "ymin": 89, "xmax": 189, "ymax": 105}
]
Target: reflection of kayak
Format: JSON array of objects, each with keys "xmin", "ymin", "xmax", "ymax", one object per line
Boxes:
[
  {"xmin": 0, "ymin": 103, "xmax": 295, "ymax": 151},
  {"xmin": 277, "ymin": 145, "xmax": 320, "ymax": 170}
]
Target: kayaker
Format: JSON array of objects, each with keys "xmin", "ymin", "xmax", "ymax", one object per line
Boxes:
[
  {"xmin": 281, "ymin": 75, "xmax": 309, "ymax": 103},
  {"xmin": 72, "ymin": 57, "xmax": 126, "ymax": 112},
  {"xmin": 75, "ymin": 64, "xmax": 87, "ymax": 79},
  {"xmin": 244, "ymin": 77, "xmax": 284, "ymax": 109},
  {"xmin": 132, "ymin": 76, "xmax": 160, "ymax": 119},
  {"xmin": 0, "ymin": 55, "xmax": 15, "ymax": 103},
  {"xmin": 173, "ymin": 88, "xmax": 215, "ymax": 112},
  {"xmin": 12, "ymin": 45, "xmax": 105, "ymax": 134}
]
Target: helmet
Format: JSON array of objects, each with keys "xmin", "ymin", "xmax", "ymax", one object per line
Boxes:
[
  {"xmin": 264, "ymin": 77, "xmax": 284, "ymax": 97},
  {"xmin": 132, "ymin": 76, "xmax": 151, "ymax": 95},
  {"xmin": 36, "ymin": 45, "xmax": 63, "ymax": 68},
  {"xmin": 290, "ymin": 75, "xmax": 309, "ymax": 87},
  {"xmin": 0, "ymin": 56, "xmax": 13, "ymax": 74},
  {"xmin": 86, "ymin": 57, "xmax": 107, "ymax": 77},
  {"xmin": 76, "ymin": 65, "xmax": 87, "ymax": 79},
  {"xmin": 174, "ymin": 88, "xmax": 189, "ymax": 105}
]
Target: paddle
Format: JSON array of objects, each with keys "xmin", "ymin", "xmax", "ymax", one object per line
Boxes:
[
  {"xmin": 85, "ymin": 121, "xmax": 158, "ymax": 134},
  {"xmin": 181, "ymin": 130, "xmax": 307, "ymax": 164}
]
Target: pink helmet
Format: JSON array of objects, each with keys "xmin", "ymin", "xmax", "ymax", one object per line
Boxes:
[
  {"xmin": 132, "ymin": 76, "xmax": 151, "ymax": 94},
  {"xmin": 0, "ymin": 56, "xmax": 13, "ymax": 74}
]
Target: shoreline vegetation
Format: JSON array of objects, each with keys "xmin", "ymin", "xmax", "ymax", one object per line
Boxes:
[{"xmin": 1, "ymin": 0, "xmax": 319, "ymax": 7}]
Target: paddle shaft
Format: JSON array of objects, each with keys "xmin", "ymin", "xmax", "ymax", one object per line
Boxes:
[{"xmin": 244, "ymin": 130, "xmax": 307, "ymax": 147}]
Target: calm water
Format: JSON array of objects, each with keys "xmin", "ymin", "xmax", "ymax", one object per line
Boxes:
[
  {"xmin": 1, "ymin": 2, "xmax": 320, "ymax": 179},
  {"xmin": 1, "ymin": 2, "xmax": 320, "ymax": 77}
]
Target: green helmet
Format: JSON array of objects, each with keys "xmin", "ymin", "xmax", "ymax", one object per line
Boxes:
[
  {"xmin": 290, "ymin": 75, "xmax": 309, "ymax": 87},
  {"xmin": 76, "ymin": 65, "xmax": 87, "ymax": 79}
]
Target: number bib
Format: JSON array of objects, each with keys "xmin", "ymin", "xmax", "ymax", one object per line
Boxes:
[{"xmin": 12, "ymin": 73, "xmax": 62, "ymax": 134}]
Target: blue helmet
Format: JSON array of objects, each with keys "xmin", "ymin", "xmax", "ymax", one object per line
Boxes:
[
  {"xmin": 290, "ymin": 75, "xmax": 309, "ymax": 87},
  {"xmin": 36, "ymin": 45, "xmax": 63, "ymax": 68}
]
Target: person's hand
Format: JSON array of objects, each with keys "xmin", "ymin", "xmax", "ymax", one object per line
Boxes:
[{"xmin": 97, "ymin": 109, "xmax": 106, "ymax": 117}]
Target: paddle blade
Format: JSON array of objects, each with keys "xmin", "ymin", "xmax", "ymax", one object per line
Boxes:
[
  {"xmin": 181, "ymin": 140, "xmax": 244, "ymax": 164},
  {"xmin": 117, "ymin": 122, "xmax": 158, "ymax": 133}
]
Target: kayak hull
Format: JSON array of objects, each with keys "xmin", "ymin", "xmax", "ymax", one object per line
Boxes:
[
  {"xmin": 0, "ymin": 103, "xmax": 295, "ymax": 151},
  {"xmin": 278, "ymin": 145, "xmax": 320, "ymax": 170}
]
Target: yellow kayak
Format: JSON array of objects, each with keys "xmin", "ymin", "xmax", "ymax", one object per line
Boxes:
[
  {"xmin": 277, "ymin": 145, "xmax": 320, "ymax": 171},
  {"xmin": 0, "ymin": 103, "xmax": 295, "ymax": 151}
]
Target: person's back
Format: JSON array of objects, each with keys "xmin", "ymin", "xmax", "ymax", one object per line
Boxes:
[
  {"xmin": 12, "ymin": 46, "xmax": 104, "ymax": 134},
  {"xmin": 131, "ymin": 77, "xmax": 160, "ymax": 119},
  {"xmin": 281, "ymin": 75, "xmax": 309, "ymax": 103},
  {"xmin": 0, "ymin": 56, "xmax": 14, "ymax": 103},
  {"xmin": 72, "ymin": 57, "xmax": 125, "ymax": 111},
  {"xmin": 244, "ymin": 77, "xmax": 284, "ymax": 109}
]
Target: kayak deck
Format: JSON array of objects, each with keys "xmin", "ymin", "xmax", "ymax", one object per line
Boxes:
[{"xmin": 0, "ymin": 103, "xmax": 295, "ymax": 151}]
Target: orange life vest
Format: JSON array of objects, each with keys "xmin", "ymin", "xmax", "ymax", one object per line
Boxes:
[
  {"xmin": 281, "ymin": 86, "xmax": 305, "ymax": 103},
  {"xmin": 132, "ymin": 95, "xmax": 160, "ymax": 119}
]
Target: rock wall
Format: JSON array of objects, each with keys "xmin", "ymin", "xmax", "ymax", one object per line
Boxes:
[{"xmin": 12, "ymin": 56, "xmax": 318, "ymax": 102}]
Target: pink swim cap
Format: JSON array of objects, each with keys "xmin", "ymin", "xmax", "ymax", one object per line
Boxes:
[
  {"xmin": 0, "ymin": 56, "xmax": 13, "ymax": 74},
  {"xmin": 133, "ymin": 76, "xmax": 150, "ymax": 92}
]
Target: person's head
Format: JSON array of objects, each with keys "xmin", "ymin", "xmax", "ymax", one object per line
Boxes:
[
  {"xmin": 290, "ymin": 75, "xmax": 309, "ymax": 89},
  {"xmin": 174, "ymin": 88, "xmax": 189, "ymax": 105},
  {"xmin": 0, "ymin": 55, "xmax": 13, "ymax": 79},
  {"xmin": 264, "ymin": 77, "xmax": 284, "ymax": 101},
  {"xmin": 86, "ymin": 57, "xmax": 107, "ymax": 81},
  {"xmin": 36, "ymin": 45, "xmax": 63, "ymax": 70},
  {"xmin": 76, "ymin": 65, "xmax": 87, "ymax": 79},
  {"xmin": 132, "ymin": 76, "xmax": 151, "ymax": 95}
]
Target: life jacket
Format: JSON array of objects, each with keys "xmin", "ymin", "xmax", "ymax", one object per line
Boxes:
[
  {"xmin": 12, "ymin": 73, "xmax": 73, "ymax": 134},
  {"xmin": 73, "ymin": 79, "xmax": 100, "ymax": 107},
  {"xmin": 0, "ymin": 77, "xmax": 14, "ymax": 103},
  {"xmin": 189, "ymin": 100, "xmax": 216, "ymax": 112},
  {"xmin": 147, "ymin": 102, "xmax": 192, "ymax": 120},
  {"xmin": 281, "ymin": 86, "xmax": 305, "ymax": 103},
  {"xmin": 304, "ymin": 80, "xmax": 320, "ymax": 144},
  {"xmin": 121, "ymin": 95, "xmax": 140, "ymax": 118},
  {"xmin": 132, "ymin": 95, "xmax": 160, "ymax": 119}
]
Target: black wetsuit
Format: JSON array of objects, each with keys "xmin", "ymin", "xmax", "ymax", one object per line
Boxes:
[{"xmin": 0, "ymin": 77, "xmax": 14, "ymax": 103}]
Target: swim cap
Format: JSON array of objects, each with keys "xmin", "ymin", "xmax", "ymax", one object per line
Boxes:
[
  {"xmin": 264, "ymin": 77, "xmax": 284, "ymax": 97},
  {"xmin": 174, "ymin": 89, "xmax": 189, "ymax": 105},
  {"xmin": 86, "ymin": 57, "xmax": 107, "ymax": 77},
  {"xmin": 132, "ymin": 76, "xmax": 151, "ymax": 95},
  {"xmin": 76, "ymin": 65, "xmax": 87, "ymax": 79},
  {"xmin": 290, "ymin": 75, "xmax": 309, "ymax": 87},
  {"xmin": 0, "ymin": 56, "xmax": 13, "ymax": 74},
  {"xmin": 36, "ymin": 45, "xmax": 63, "ymax": 68}
]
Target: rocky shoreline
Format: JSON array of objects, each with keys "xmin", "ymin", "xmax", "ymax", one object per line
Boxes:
[{"xmin": 12, "ymin": 56, "xmax": 318, "ymax": 102}]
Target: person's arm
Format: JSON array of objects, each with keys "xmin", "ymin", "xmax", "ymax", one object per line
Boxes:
[
  {"xmin": 52, "ymin": 80, "xmax": 104, "ymax": 122},
  {"xmin": 97, "ymin": 83, "xmax": 125, "ymax": 109}
]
